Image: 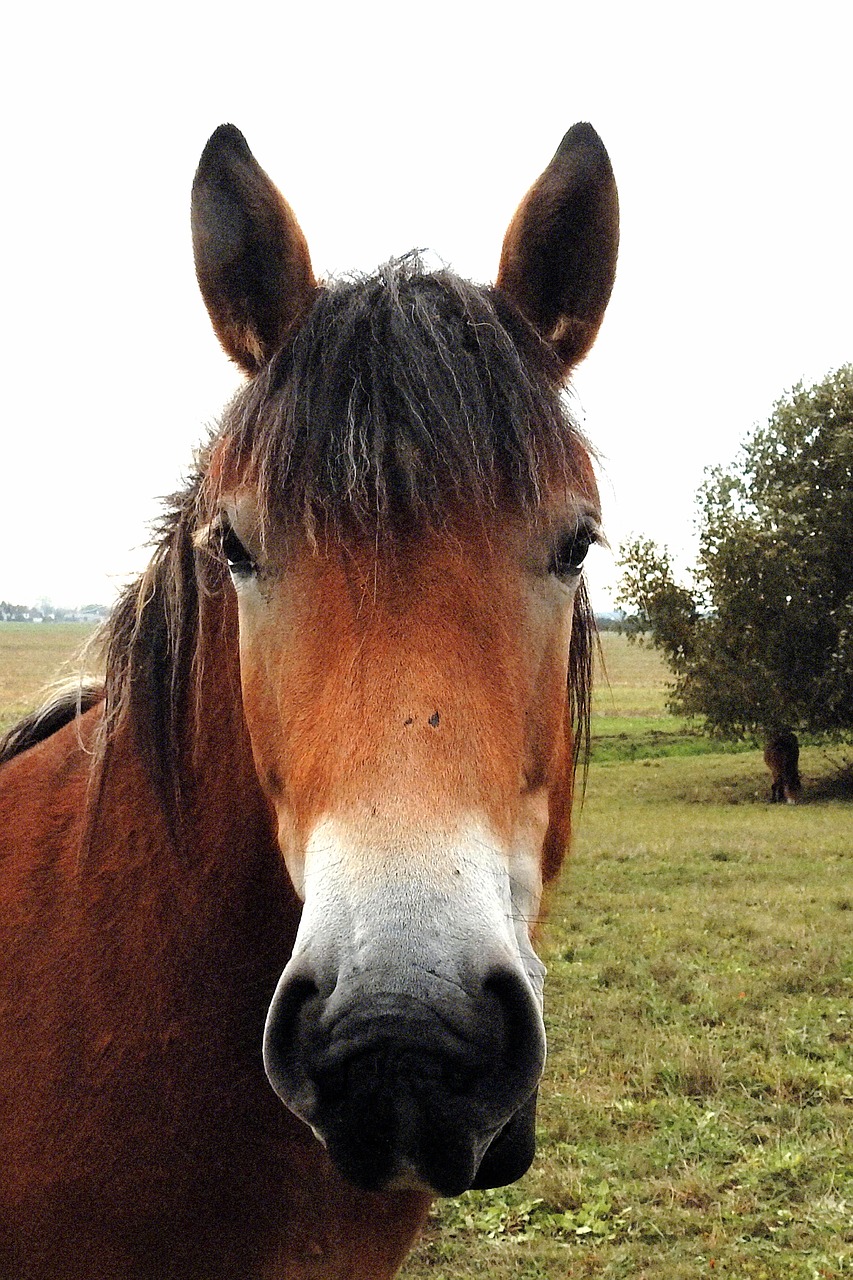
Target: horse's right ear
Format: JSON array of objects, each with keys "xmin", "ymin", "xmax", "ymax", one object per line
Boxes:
[
  {"xmin": 191, "ymin": 125, "xmax": 317, "ymax": 375},
  {"xmin": 496, "ymin": 123, "xmax": 619, "ymax": 378}
]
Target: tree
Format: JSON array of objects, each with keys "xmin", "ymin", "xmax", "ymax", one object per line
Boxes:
[
  {"xmin": 616, "ymin": 364, "xmax": 853, "ymax": 741},
  {"xmin": 613, "ymin": 537, "xmax": 698, "ymax": 667}
]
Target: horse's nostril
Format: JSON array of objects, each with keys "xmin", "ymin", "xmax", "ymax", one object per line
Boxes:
[
  {"xmin": 271, "ymin": 974, "xmax": 319, "ymax": 1040},
  {"xmin": 483, "ymin": 967, "xmax": 546, "ymax": 1073},
  {"xmin": 263, "ymin": 972, "xmax": 321, "ymax": 1104}
]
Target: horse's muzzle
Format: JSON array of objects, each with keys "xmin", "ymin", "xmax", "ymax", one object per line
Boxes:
[{"xmin": 262, "ymin": 962, "xmax": 545, "ymax": 1196}]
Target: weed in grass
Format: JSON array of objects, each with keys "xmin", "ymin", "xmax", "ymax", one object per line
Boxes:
[{"xmin": 434, "ymin": 1180, "xmax": 629, "ymax": 1244}]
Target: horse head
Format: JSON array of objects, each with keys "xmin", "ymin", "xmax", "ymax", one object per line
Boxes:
[{"xmin": 189, "ymin": 123, "xmax": 618, "ymax": 1197}]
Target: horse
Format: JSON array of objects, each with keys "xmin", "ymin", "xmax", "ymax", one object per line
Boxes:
[
  {"xmin": 764, "ymin": 729, "xmax": 801, "ymax": 804},
  {"xmin": 0, "ymin": 122, "xmax": 618, "ymax": 1279}
]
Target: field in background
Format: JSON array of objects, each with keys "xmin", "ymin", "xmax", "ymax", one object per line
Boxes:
[
  {"xmin": 1, "ymin": 625, "xmax": 850, "ymax": 1277},
  {"xmin": 591, "ymin": 632, "xmax": 756, "ymax": 764},
  {"xmin": 0, "ymin": 622, "xmax": 98, "ymax": 736},
  {"xmin": 404, "ymin": 634, "xmax": 852, "ymax": 1279}
]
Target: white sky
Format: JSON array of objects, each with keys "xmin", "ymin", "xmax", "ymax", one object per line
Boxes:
[{"xmin": 2, "ymin": 0, "xmax": 851, "ymax": 611}]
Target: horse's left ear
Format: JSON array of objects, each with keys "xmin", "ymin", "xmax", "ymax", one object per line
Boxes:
[
  {"xmin": 191, "ymin": 124, "xmax": 317, "ymax": 374},
  {"xmin": 496, "ymin": 123, "xmax": 619, "ymax": 377}
]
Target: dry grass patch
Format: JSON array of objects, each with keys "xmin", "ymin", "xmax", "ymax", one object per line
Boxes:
[{"xmin": 0, "ymin": 622, "xmax": 98, "ymax": 733}]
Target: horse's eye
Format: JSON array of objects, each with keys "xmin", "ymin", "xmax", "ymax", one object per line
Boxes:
[
  {"xmin": 219, "ymin": 523, "xmax": 256, "ymax": 576},
  {"xmin": 548, "ymin": 527, "xmax": 594, "ymax": 579}
]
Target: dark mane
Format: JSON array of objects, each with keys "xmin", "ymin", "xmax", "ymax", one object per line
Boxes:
[
  {"xmin": 92, "ymin": 260, "xmax": 594, "ymax": 823},
  {"xmin": 213, "ymin": 258, "xmax": 578, "ymax": 539}
]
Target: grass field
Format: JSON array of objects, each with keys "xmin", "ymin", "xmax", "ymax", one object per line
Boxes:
[
  {"xmin": 590, "ymin": 633, "xmax": 759, "ymax": 764},
  {"xmin": 400, "ymin": 634, "xmax": 853, "ymax": 1279},
  {"xmin": 0, "ymin": 622, "xmax": 98, "ymax": 735},
  {"xmin": 1, "ymin": 623, "xmax": 851, "ymax": 1278}
]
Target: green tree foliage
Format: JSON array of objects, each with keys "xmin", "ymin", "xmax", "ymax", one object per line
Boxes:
[
  {"xmin": 613, "ymin": 538, "xmax": 698, "ymax": 667},
  {"xmin": 616, "ymin": 365, "xmax": 853, "ymax": 739}
]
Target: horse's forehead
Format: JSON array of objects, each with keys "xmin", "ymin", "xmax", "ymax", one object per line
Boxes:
[{"xmin": 283, "ymin": 520, "xmax": 529, "ymax": 615}]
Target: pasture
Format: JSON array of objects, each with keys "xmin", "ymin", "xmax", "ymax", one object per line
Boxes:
[
  {"xmin": 0, "ymin": 622, "xmax": 99, "ymax": 736},
  {"xmin": 1, "ymin": 624, "xmax": 850, "ymax": 1278}
]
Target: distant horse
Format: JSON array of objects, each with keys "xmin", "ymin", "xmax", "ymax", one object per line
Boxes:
[
  {"xmin": 0, "ymin": 122, "xmax": 618, "ymax": 1279},
  {"xmin": 764, "ymin": 730, "xmax": 802, "ymax": 803}
]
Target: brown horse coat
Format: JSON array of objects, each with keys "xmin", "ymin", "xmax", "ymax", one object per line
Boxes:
[{"xmin": 0, "ymin": 122, "xmax": 618, "ymax": 1279}]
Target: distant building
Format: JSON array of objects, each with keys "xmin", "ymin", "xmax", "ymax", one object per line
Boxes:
[{"xmin": 0, "ymin": 601, "xmax": 109, "ymax": 623}]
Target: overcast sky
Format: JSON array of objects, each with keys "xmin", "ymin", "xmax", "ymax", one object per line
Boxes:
[{"xmin": 2, "ymin": 1, "xmax": 850, "ymax": 611}]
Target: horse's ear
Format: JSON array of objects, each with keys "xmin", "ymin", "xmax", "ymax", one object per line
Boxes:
[
  {"xmin": 496, "ymin": 123, "xmax": 619, "ymax": 377},
  {"xmin": 191, "ymin": 124, "xmax": 317, "ymax": 374}
]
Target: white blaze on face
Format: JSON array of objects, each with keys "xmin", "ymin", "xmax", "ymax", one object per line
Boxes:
[{"xmin": 287, "ymin": 814, "xmax": 547, "ymax": 1013}]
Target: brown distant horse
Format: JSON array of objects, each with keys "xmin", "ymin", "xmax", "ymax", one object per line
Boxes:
[
  {"xmin": 764, "ymin": 730, "xmax": 802, "ymax": 803},
  {"xmin": 0, "ymin": 122, "xmax": 618, "ymax": 1279}
]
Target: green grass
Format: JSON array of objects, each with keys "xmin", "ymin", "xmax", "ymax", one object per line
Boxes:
[
  {"xmin": 2, "ymin": 626, "xmax": 850, "ymax": 1278},
  {"xmin": 590, "ymin": 717, "xmax": 756, "ymax": 763},
  {"xmin": 401, "ymin": 637, "xmax": 852, "ymax": 1279},
  {"xmin": 404, "ymin": 752, "xmax": 852, "ymax": 1278}
]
